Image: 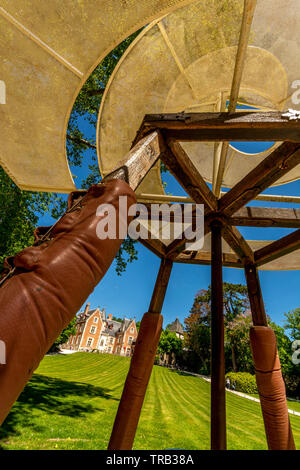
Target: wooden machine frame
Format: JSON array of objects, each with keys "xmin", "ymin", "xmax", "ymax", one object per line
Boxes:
[{"xmin": 105, "ymin": 111, "xmax": 300, "ymax": 450}]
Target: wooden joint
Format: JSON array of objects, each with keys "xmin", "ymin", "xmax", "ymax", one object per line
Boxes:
[{"xmin": 206, "ymin": 212, "xmax": 228, "ymax": 229}]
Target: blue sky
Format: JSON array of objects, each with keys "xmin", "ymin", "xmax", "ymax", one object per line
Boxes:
[{"xmin": 38, "ymin": 118, "xmax": 300, "ymax": 330}]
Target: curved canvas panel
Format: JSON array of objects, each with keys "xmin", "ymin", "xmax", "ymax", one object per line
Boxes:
[
  {"xmin": 98, "ymin": 0, "xmax": 300, "ymax": 193},
  {"xmin": 0, "ymin": 0, "xmax": 194, "ymax": 192}
]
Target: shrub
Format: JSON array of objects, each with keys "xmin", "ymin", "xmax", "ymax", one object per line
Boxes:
[{"xmin": 226, "ymin": 372, "xmax": 258, "ymax": 394}]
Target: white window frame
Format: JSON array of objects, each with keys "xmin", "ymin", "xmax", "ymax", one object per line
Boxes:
[
  {"xmin": 90, "ymin": 326, "xmax": 97, "ymax": 334},
  {"xmin": 86, "ymin": 337, "xmax": 93, "ymax": 347}
]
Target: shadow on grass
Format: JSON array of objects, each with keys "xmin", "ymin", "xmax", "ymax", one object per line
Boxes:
[{"xmin": 0, "ymin": 373, "xmax": 118, "ymax": 447}]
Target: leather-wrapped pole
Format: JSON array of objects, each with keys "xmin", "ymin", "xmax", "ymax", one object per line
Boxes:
[
  {"xmin": 250, "ymin": 326, "xmax": 296, "ymax": 450},
  {"xmin": 0, "ymin": 179, "xmax": 136, "ymax": 424},
  {"xmin": 108, "ymin": 311, "xmax": 163, "ymax": 450}
]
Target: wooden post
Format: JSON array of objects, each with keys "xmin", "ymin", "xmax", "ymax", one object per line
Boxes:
[
  {"xmin": 210, "ymin": 220, "xmax": 226, "ymax": 450},
  {"xmin": 245, "ymin": 262, "xmax": 295, "ymax": 450},
  {"xmin": 244, "ymin": 263, "xmax": 268, "ymax": 326},
  {"xmin": 108, "ymin": 258, "xmax": 173, "ymax": 450}
]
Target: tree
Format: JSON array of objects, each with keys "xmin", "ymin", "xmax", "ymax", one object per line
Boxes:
[
  {"xmin": 48, "ymin": 317, "xmax": 77, "ymax": 352},
  {"xmin": 184, "ymin": 283, "xmax": 251, "ymax": 373},
  {"xmin": 112, "ymin": 316, "xmax": 123, "ymax": 323},
  {"xmin": 184, "ymin": 289, "xmax": 211, "ymax": 373},
  {"xmin": 283, "ymin": 309, "xmax": 300, "ymax": 397},
  {"xmin": 0, "ymin": 166, "xmax": 63, "ymax": 273},
  {"xmin": 157, "ymin": 329, "xmax": 183, "ymax": 364},
  {"xmin": 284, "ymin": 308, "xmax": 300, "ymax": 341},
  {"xmin": 226, "ymin": 311, "xmax": 253, "ymax": 373},
  {"xmin": 269, "ymin": 320, "xmax": 293, "ymax": 377}
]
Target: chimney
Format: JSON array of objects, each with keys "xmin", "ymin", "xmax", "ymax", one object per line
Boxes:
[
  {"xmin": 107, "ymin": 313, "xmax": 112, "ymax": 320},
  {"xmin": 83, "ymin": 303, "xmax": 90, "ymax": 316}
]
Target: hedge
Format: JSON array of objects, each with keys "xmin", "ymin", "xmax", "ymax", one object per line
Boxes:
[{"xmin": 225, "ymin": 372, "xmax": 258, "ymax": 394}]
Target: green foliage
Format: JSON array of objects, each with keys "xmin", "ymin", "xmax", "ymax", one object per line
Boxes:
[
  {"xmin": 49, "ymin": 317, "xmax": 77, "ymax": 352},
  {"xmin": 111, "ymin": 316, "xmax": 123, "ymax": 323},
  {"xmin": 284, "ymin": 308, "xmax": 300, "ymax": 341},
  {"xmin": 0, "ymin": 167, "xmax": 64, "ymax": 272},
  {"xmin": 226, "ymin": 372, "xmax": 258, "ymax": 394},
  {"xmin": 114, "ymin": 237, "xmax": 138, "ymax": 276},
  {"xmin": 185, "ymin": 283, "xmax": 251, "ymax": 373},
  {"xmin": 269, "ymin": 320, "xmax": 294, "ymax": 376},
  {"xmin": 158, "ymin": 329, "xmax": 183, "ymax": 356},
  {"xmin": 226, "ymin": 311, "xmax": 253, "ymax": 373}
]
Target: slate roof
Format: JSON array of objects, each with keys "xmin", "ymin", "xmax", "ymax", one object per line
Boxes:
[
  {"xmin": 103, "ymin": 320, "xmax": 121, "ymax": 337},
  {"xmin": 76, "ymin": 307, "xmax": 105, "ymax": 323},
  {"xmin": 168, "ymin": 318, "xmax": 184, "ymax": 335}
]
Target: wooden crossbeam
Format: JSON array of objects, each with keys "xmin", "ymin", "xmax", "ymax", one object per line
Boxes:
[
  {"xmin": 219, "ymin": 141, "xmax": 300, "ymax": 215},
  {"xmin": 222, "ymin": 225, "xmax": 254, "ymax": 264},
  {"xmin": 133, "ymin": 112, "xmax": 300, "ymax": 145},
  {"xmin": 159, "ymin": 141, "xmax": 217, "ymax": 258},
  {"xmin": 139, "ymin": 204, "xmax": 300, "ymax": 229},
  {"xmin": 254, "ymin": 229, "xmax": 300, "ymax": 266},
  {"xmin": 175, "ymin": 250, "xmax": 242, "ymax": 268},
  {"xmin": 138, "ymin": 237, "xmax": 166, "ymax": 259},
  {"xmin": 161, "ymin": 141, "xmax": 218, "ymax": 210},
  {"xmin": 231, "ymin": 206, "xmax": 300, "ymax": 228},
  {"xmin": 214, "ymin": 0, "xmax": 257, "ymax": 196}
]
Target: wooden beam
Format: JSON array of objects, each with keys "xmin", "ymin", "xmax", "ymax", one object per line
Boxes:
[
  {"xmin": 230, "ymin": 206, "xmax": 300, "ymax": 228},
  {"xmin": 244, "ymin": 263, "xmax": 268, "ymax": 326},
  {"xmin": 149, "ymin": 258, "xmax": 173, "ymax": 313},
  {"xmin": 133, "ymin": 112, "xmax": 300, "ymax": 144},
  {"xmin": 137, "ymin": 192, "xmax": 300, "ymax": 205},
  {"xmin": 228, "ymin": 0, "xmax": 258, "ymax": 113},
  {"xmin": 159, "ymin": 141, "xmax": 217, "ymax": 257},
  {"xmin": 214, "ymin": 0, "xmax": 257, "ymax": 196},
  {"xmin": 162, "ymin": 141, "xmax": 218, "ymax": 210},
  {"xmin": 254, "ymin": 229, "xmax": 300, "ymax": 266},
  {"xmin": 222, "ymin": 225, "xmax": 254, "ymax": 264},
  {"xmin": 210, "ymin": 220, "xmax": 226, "ymax": 450},
  {"xmin": 105, "ymin": 130, "xmax": 165, "ymax": 191},
  {"xmin": 219, "ymin": 141, "xmax": 300, "ymax": 216},
  {"xmin": 138, "ymin": 237, "xmax": 166, "ymax": 259},
  {"xmin": 140, "ymin": 204, "xmax": 300, "ymax": 229},
  {"xmin": 175, "ymin": 250, "xmax": 242, "ymax": 268}
]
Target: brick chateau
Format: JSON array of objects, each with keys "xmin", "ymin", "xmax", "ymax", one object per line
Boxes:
[{"xmin": 64, "ymin": 303, "xmax": 138, "ymax": 357}]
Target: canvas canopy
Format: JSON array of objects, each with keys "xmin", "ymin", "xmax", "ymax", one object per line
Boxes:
[
  {"xmin": 98, "ymin": 0, "xmax": 300, "ymax": 192},
  {"xmin": 0, "ymin": 0, "xmax": 194, "ymax": 192},
  {"xmin": 97, "ymin": 0, "xmax": 300, "ymax": 271}
]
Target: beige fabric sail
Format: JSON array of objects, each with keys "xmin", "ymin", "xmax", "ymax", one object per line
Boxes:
[
  {"xmin": 97, "ymin": 0, "xmax": 300, "ymax": 191},
  {"xmin": 0, "ymin": 0, "xmax": 195, "ymax": 192},
  {"xmin": 97, "ymin": 0, "xmax": 300, "ymax": 271}
]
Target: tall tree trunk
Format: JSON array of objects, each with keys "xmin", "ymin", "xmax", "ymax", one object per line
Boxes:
[{"xmin": 231, "ymin": 343, "xmax": 237, "ymax": 372}]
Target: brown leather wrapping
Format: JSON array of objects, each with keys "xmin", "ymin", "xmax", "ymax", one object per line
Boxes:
[
  {"xmin": 108, "ymin": 312, "xmax": 163, "ymax": 450},
  {"xmin": 250, "ymin": 326, "xmax": 296, "ymax": 450},
  {"xmin": 0, "ymin": 179, "xmax": 136, "ymax": 425}
]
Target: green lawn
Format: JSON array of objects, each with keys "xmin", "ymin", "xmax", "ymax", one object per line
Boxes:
[{"xmin": 0, "ymin": 353, "xmax": 299, "ymax": 450}]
